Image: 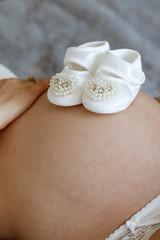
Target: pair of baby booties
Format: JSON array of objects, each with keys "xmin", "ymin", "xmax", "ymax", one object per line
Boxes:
[{"xmin": 47, "ymin": 41, "xmax": 145, "ymax": 114}]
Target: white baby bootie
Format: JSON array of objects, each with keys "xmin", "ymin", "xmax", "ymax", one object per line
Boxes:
[
  {"xmin": 82, "ymin": 49, "xmax": 145, "ymax": 114},
  {"xmin": 47, "ymin": 41, "xmax": 109, "ymax": 106}
]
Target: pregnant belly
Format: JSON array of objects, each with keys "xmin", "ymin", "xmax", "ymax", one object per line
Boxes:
[{"xmin": 0, "ymin": 91, "xmax": 160, "ymax": 240}]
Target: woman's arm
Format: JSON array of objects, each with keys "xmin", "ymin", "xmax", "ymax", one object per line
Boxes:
[{"xmin": 0, "ymin": 77, "xmax": 50, "ymax": 130}]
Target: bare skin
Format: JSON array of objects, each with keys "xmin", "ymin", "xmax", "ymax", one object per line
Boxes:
[
  {"xmin": 0, "ymin": 78, "xmax": 50, "ymax": 129},
  {"xmin": 0, "ymin": 90, "xmax": 160, "ymax": 240}
]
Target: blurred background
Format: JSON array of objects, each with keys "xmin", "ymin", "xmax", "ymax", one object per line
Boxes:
[{"xmin": 0, "ymin": 0, "xmax": 160, "ymax": 97}]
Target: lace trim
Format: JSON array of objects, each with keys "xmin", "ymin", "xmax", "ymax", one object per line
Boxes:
[
  {"xmin": 105, "ymin": 193, "xmax": 160, "ymax": 240},
  {"xmin": 118, "ymin": 224, "xmax": 160, "ymax": 240}
]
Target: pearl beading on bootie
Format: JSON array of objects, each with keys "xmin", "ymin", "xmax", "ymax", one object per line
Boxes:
[
  {"xmin": 49, "ymin": 73, "xmax": 79, "ymax": 96},
  {"xmin": 84, "ymin": 78, "xmax": 119, "ymax": 101}
]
